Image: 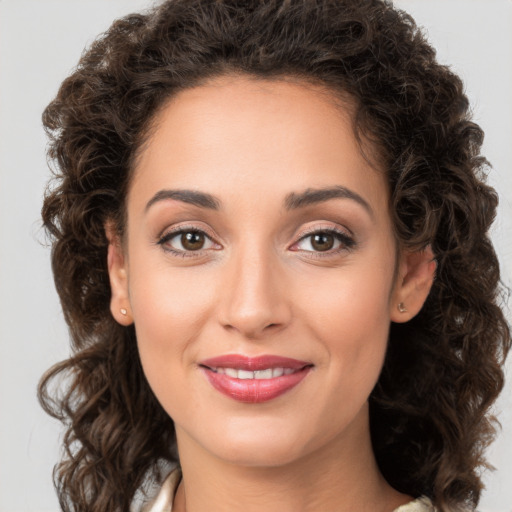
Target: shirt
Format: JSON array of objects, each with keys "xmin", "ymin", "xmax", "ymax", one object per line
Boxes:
[{"xmin": 142, "ymin": 468, "xmax": 436, "ymax": 512}]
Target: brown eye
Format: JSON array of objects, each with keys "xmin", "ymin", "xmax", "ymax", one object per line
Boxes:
[
  {"xmin": 310, "ymin": 233, "xmax": 335, "ymax": 251},
  {"xmin": 181, "ymin": 231, "xmax": 205, "ymax": 251},
  {"xmin": 293, "ymin": 228, "xmax": 355, "ymax": 255},
  {"xmin": 158, "ymin": 228, "xmax": 217, "ymax": 255}
]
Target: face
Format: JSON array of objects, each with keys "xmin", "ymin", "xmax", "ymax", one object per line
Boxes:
[{"xmin": 108, "ymin": 76, "xmax": 434, "ymax": 468}]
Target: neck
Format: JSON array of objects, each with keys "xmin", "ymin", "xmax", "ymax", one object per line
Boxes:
[{"xmin": 173, "ymin": 406, "xmax": 411, "ymax": 512}]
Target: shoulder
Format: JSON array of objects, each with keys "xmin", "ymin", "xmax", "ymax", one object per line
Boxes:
[
  {"xmin": 393, "ymin": 496, "xmax": 436, "ymax": 512},
  {"xmin": 141, "ymin": 468, "xmax": 181, "ymax": 512},
  {"xmin": 143, "ymin": 470, "xmax": 436, "ymax": 512}
]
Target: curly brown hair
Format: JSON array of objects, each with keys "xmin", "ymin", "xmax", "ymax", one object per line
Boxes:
[{"xmin": 38, "ymin": 0, "xmax": 511, "ymax": 511}]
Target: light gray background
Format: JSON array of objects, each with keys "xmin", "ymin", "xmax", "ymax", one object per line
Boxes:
[{"xmin": 0, "ymin": 1, "xmax": 510, "ymax": 511}]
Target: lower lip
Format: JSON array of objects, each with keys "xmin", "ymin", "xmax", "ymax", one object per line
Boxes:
[{"xmin": 201, "ymin": 367, "xmax": 312, "ymax": 403}]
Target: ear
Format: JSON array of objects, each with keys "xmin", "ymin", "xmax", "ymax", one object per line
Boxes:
[
  {"xmin": 105, "ymin": 221, "xmax": 133, "ymax": 326},
  {"xmin": 390, "ymin": 246, "xmax": 437, "ymax": 323}
]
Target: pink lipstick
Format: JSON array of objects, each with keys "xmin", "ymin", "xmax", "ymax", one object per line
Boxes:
[{"xmin": 199, "ymin": 355, "xmax": 312, "ymax": 403}]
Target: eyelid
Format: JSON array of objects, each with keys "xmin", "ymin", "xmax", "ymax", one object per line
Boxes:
[
  {"xmin": 156, "ymin": 222, "xmax": 355, "ymax": 258},
  {"xmin": 294, "ymin": 223, "xmax": 353, "ymax": 240},
  {"xmin": 157, "ymin": 223, "xmax": 222, "ymax": 256},
  {"xmin": 157, "ymin": 221, "xmax": 218, "ymax": 242},
  {"xmin": 289, "ymin": 224, "xmax": 356, "ymax": 256}
]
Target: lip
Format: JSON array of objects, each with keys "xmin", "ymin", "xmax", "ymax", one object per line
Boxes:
[
  {"xmin": 200, "ymin": 354, "xmax": 310, "ymax": 371},
  {"xmin": 199, "ymin": 354, "xmax": 313, "ymax": 403}
]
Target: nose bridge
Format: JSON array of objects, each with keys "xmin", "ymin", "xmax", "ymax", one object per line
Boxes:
[{"xmin": 219, "ymin": 236, "xmax": 290, "ymax": 338}]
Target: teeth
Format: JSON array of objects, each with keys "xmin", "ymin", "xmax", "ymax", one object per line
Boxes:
[
  {"xmin": 254, "ymin": 369, "xmax": 273, "ymax": 379},
  {"xmin": 213, "ymin": 367, "xmax": 297, "ymax": 379},
  {"xmin": 225, "ymin": 368, "xmax": 238, "ymax": 378},
  {"xmin": 272, "ymin": 367, "xmax": 284, "ymax": 378},
  {"xmin": 238, "ymin": 369, "xmax": 254, "ymax": 380}
]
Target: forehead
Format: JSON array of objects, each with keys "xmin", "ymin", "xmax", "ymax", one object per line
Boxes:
[{"xmin": 129, "ymin": 76, "xmax": 388, "ymax": 216}]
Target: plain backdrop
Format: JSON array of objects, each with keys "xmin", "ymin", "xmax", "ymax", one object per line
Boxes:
[{"xmin": 0, "ymin": 1, "xmax": 511, "ymax": 511}]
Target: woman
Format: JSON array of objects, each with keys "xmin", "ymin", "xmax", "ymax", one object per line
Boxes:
[{"xmin": 38, "ymin": 1, "xmax": 511, "ymax": 511}]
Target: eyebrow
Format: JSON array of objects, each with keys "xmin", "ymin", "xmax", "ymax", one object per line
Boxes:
[
  {"xmin": 145, "ymin": 189, "xmax": 221, "ymax": 212},
  {"xmin": 145, "ymin": 185, "xmax": 373, "ymax": 217},
  {"xmin": 284, "ymin": 186, "xmax": 373, "ymax": 216}
]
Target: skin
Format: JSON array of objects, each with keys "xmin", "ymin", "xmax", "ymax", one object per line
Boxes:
[{"xmin": 107, "ymin": 76, "xmax": 436, "ymax": 512}]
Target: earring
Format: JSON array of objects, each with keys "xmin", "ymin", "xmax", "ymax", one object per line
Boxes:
[
  {"xmin": 120, "ymin": 308, "xmax": 128, "ymax": 315},
  {"xmin": 397, "ymin": 302, "xmax": 407, "ymax": 313}
]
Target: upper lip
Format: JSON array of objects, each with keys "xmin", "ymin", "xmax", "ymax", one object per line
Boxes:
[{"xmin": 199, "ymin": 354, "xmax": 312, "ymax": 371}]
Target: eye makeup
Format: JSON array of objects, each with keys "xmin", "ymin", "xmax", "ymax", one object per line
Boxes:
[{"xmin": 156, "ymin": 222, "xmax": 357, "ymax": 260}]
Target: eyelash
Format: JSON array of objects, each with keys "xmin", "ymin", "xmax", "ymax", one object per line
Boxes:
[
  {"xmin": 292, "ymin": 226, "xmax": 356, "ymax": 259},
  {"xmin": 157, "ymin": 224, "xmax": 356, "ymax": 259}
]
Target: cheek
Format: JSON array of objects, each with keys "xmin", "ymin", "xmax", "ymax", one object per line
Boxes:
[
  {"xmin": 127, "ymin": 233, "xmax": 396, "ymax": 420},
  {"xmin": 303, "ymin": 256, "xmax": 394, "ymax": 341},
  {"xmin": 129, "ymin": 246, "xmax": 215, "ymax": 329},
  {"xmin": 300, "ymin": 254, "xmax": 395, "ymax": 388},
  {"xmin": 126, "ymin": 258, "xmax": 216, "ymax": 394},
  {"xmin": 314, "ymin": 283, "xmax": 391, "ymax": 371}
]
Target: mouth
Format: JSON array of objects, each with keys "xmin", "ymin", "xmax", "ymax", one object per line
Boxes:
[
  {"xmin": 208, "ymin": 367, "xmax": 300, "ymax": 379},
  {"xmin": 199, "ymin": 355, "xmax": 313, "ymax": 403}
]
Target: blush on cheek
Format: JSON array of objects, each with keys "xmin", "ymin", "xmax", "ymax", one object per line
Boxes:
[{"xmin": 311, "ymin": 277, "xmax": 391, "ymax": 377}]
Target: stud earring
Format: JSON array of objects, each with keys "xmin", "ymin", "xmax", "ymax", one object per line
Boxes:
[
  {"xmin": 120, "ymin": 308, "xmax": 128, "ymax": 315},
  {"xmin": 397, "ymin": 302, "xmax": 407, "ymax": 313}
]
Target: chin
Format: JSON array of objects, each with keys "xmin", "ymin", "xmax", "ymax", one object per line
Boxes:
[
  {"xmin": 212, "ymin": 438, "xmax": 306, "ymax": 468},
  {"xmin": 193, "ymin": 417, "xmax": 322, "ymax": 468}
]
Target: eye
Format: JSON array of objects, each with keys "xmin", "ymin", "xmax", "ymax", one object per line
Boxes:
[
  {"xmin": 292, "ymin": 228, "xmax": 355, "ymax": 255},
  {"xmin": 157, "ymin": 225, "xmax": 354, "ymax": 258},
  {"xmin": 157, "ymin": 227, "xmax": 219, "ymax": 256}
]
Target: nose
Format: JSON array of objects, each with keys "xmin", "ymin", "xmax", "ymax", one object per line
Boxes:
[{"xmin": 217, "ymin": 243, "xmax": 292, "ymax": 340}]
